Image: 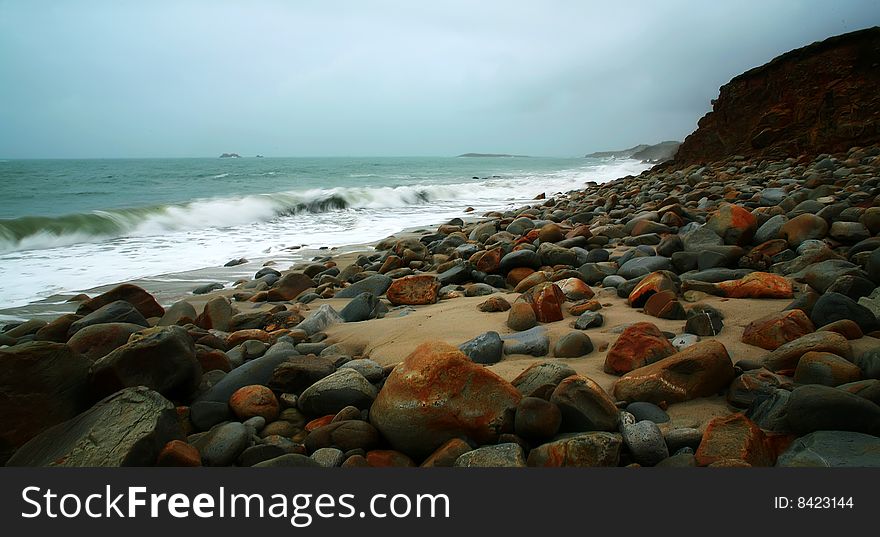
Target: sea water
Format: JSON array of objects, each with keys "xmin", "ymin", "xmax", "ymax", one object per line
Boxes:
[{"xmin": 0, "ymin": 156, "xmax": 650, "ymax": 318}]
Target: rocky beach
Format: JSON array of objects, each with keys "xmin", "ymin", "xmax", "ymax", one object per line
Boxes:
[{"xmin": 2, "ymin": 28, "xmax": 880, "ymax": 468}]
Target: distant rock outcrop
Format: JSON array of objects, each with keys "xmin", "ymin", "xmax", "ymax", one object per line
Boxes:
[
  {"xmin": 586, "ymin": 141, "xmax": 680, "ymax": 162},
  {"xmin": 219, "ymin": 153, "xmax": 241, "ymax": 158},
  {"xmin": 671, "ymin": 27, "xmax": 880, "ymax": 167}
]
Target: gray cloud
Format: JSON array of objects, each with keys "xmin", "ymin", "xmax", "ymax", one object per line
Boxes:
[{"xmin": 1, "ymin": 0, "xmax": 879, "ymax": 157}]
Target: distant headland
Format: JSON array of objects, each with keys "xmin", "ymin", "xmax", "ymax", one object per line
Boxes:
[
  {"xmin": 219, "ymin": 153, "xmax": 241, "ymax": 158},
  {"xmin": 584, "ymin": 140, "xmax": 680, "ymax": 162}
]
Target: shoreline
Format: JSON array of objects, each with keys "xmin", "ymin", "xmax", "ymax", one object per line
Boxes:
[{"xmin": 2, "ymin": 145, "xmax": 880, "ymax": 468}]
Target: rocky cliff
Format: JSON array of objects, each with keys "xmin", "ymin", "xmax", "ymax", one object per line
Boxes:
[{"xmin": 671, "ymin": 27, "xmax": 880, "ymax": 167}]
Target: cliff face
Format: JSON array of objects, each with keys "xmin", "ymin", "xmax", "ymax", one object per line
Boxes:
[{"xmin": 671, "ymin": 27, "xmax": 880, "ymax": 167}]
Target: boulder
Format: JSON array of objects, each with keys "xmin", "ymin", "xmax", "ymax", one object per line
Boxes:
[
  {"xmin": 793, "ymin": 352, "xmax": 862, "ymax": 386},
  {"xmin": 762, "ymin": 331, "xmax": 852, "ymax": 373},
  {"xmin": 553, "ymin": 331, "xmax": 594, "ymax": 358},
  {"xmin": 519, "ymin": 282, "xmax": 565, "ymax": 323},
  {"xmin": 267, "ymin": 272, "xmax": 315, "ymax": 301},
  {"xmin": 694, "ymin": 413, "xmax": 775, "ymax": 467},
  {"xmin": 293, "ymin": 304, "xmax": 344, "ymax": 336},
  {"xmin": 6, "ymin": 387, "xmax": 181, "ymax": 467},
  {"xmin": 550, "ymin": 375, "xmax": 619, "ymax": 432},
  {"xmin": 66, "ymin": 322, "xmax": 145, "ymax": 361},
  {"xmin": 335, "ymin": 274, "xmax": 393, "ymax": 298},
  {"xmin": 604, "ymin": 322, "xmax": 676, "ymax": 375},
  {"xmin": 741, "ymin": 309, "xmax": 815, "ymax": 350},
  {"xmin": 811, "ymin": 292, "xmax": 879, "ymax": 333},
  {"xmin": 195, "ymin": 296, "xmax": 234, "ymax": 332},
  {"xmin": 76, "ymin": 284, "xmax": 164, "ymax": 319},
  {"xmin": 68, "ymin": 301, "xmax": 149, "ymax": 336},
  {"xmin": 706, "ymin": 203, "xmax": 757, "ymax": 246},
  {"xmin": 784, "ymin": 384, "xmax": 880, "ymax": 436},
  {"xmin": 526, "ymin": 432, "xmax": 622, "ymax": 467},
  {"xmin": 776, "ymin": 431, "xmax": 880, "ymax": 467},
  {"xmin": 0, "ymin": 342, "xmax": 92, "ymax": 465},
  {"xmin": 90, "ymin": 326, "xmax": 201, "ymax": 399},
  {"xmin": 298, "ymin": 369, "xmax": 377, "ymax": 416},
  {"xmin": 511, "ymin": 361, "xmax": 577, "ymax": 399},
  {"xmin": 613, "ymin": 340, "xmax": 735, "ymax": 404},
  {"xmin": 501, "ymin": 326, "xmax": 550, "ymax": 356},
  {"xmin": 386, "ymin": 275, "xmax": 440, "ymax": 305},
  {"xmin": 369, "ymin": 342, "xmax": 521, "ymax": 459}
]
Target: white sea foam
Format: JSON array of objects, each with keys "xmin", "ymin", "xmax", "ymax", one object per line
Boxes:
[{"xmin": 0, "ymin": 158, "xmax": 650, "ymax": 310}]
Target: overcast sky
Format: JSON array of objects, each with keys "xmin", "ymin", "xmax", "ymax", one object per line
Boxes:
[{"xmin": 1, "ymin": 0, "xmax": 878, "ymax": 158}]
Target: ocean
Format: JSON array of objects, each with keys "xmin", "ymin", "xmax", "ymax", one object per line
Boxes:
[{"xmin": 0, "ymin": 156, "xmax": 651, "ymax": 320}]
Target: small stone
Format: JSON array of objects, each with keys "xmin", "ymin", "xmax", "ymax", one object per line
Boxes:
[
  {"xmin": 621, "ymin": 420, "xmax": 669, "ymax": 466},
  {"xmin": 695, "ymin": 413, "xmax": 774, "ymax": 467},
  {"xmin": 311, "ymin": 447, "xmax": 346, "ymax": 467},
  {"xmin": 553, "ymin": 331, "xmax": 594, "ymax": 358},
  {"xmin": 550, "ymin": 375, "xmax": 620, "ymax": 432},
  {"xmin": 501, "ymin": 326, "xmax": 550, "ymax": 356},
  {"xmin": 625, "ymin": 402, "xmax": 669, "ymax": 423},
  {"xmin": 507, "ymin": 302, "xmax": 537, "ymax": 331},
  {"xmin": 604, "ymin": 322, "xmax": 676, "ymax": 375},
  {"xmin": 514, "ymin": 397, "xmax": 562, "ymax": 440},
  {"xmin": 478, "ymin": 296, "xmax": 511, "ymax": 312},
  {"xmin": 527, "ymin": 432, "xmax": 622, "ymax": 467},
  {"xmin": 741, "ymin": 309, "xmax": 816, "ymax": 350},
  {"xmin": 157, "ymin": 440, "xmax": 202, "ymax": 467},
  {"xmin": 229, "ymin": 385, "xmax": 280, "ymax": 421}
]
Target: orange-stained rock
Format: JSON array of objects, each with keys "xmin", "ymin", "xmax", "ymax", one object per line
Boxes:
[
  {"xmin": 305, "ymin": 414, "xmax": 335, "ymax": 432},
  {"xmin": 741, "ymin": 309, "xmax": 815, "ymax": 350},
  {"xmin": 366, "ymin": 450, "xmax": 416, "ymax": 467},
  {"xmin": 473, "ymin": 248, "xmax": 503, "ymax": 273},
  {"xmin": 378, "ymin": 255, "xmax": 403, "ymax": 274},
  {"xmin": 612, "ymin": 340, "xmax": 735, "ymax": 403},
  {"xmin": 715, "ymin": 272, "xmax": 793, "ymax": 299},
  {"xmin": 506, "ymin": 267, "xmax": 535, "ymax": 287},
  {"xmin": 370, "ymin": 341, "xmax": 521, "ymax": 460},
  {"xmin": 157, "ymin": 440, "xmax": 201, "ymax": 467},
  {"xmin": 519, "ymin": 282, "xmax": 565, "ymax": 323},
  {"xmin": 513, "ymin": 271, "xmax": 551, "ymax": 293},
  {"xmin": 76, "ymin": 283, "xmax": 164, "ymax": 319},
  {"xmin": 707, "ymin": 203, "xmax": 757, "ymax": 246},
  {"xmin": 568, "ymin": 300, "xmax": 602, "ymax": 316},
  {"xmin": 816, "ymin": 319, "xmax": 863, "ymax": 340},
  {"xmin": 628, "ymin": 271, "xmax": 677, "ymax": 308},
  {"xmin": 386, "ymin": 274, "xmax": 440, "ymax": 306},
  {"xmin": 420, "ymin": 438, "xmax": 473, "ymax": 467},
  {"xmin": 226, "ymin": 329, "xmax": 272, "ymax": 348},
  {"xmin": 643, "ymin": 290, "xmax": 686, "ymax": 320},
  {"xmin": 558, "ymin": 278, "xmax": 594, "ymax": 301},
  {"xmin": 229, "ymin": 385, "xmax": 280, "ymax": 421},
  {"xmin": 604, "ymin": 322, "xmax": 676, "ymax": 375},
  {"xmin": 538, "ymin": 223, "xmax": 564, "ymax": 243},
  {"xmin": 695, "ymin": 413, "xmax": 775, "ymax": 467}
]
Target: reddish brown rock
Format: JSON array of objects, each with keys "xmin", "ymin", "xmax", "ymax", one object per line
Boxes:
[
  {"xmin": 478, "ymin": 296, "xmax": 511, "ymax": 312},
  {"xmin": 513, "ymin": 271, "xmax": 550, "ymax": 293},
  {"xmin": 305, "ymin": 415, "xmax": 335, "ymax": 432},
  {"xmin": 76, "ymin": 283, "xmax": 164, "ymax": 319},
  {"xmin": 780, "ymin": 214, "xmax": 829, "ymax": 247},
  {"xmin": 366, "ymin": 450, "xmax": 416, "ymax": 467},
  {"xmin": 550, "ymin": 375, "xmax": 619, "ymax": 432},
  {"xmin": 196, "ymin": 347, "xmax": 232, "ymax": 373},
  {"xmin": 707, "ymin": 203, "xmax": 757, "ymax": 246},
  {"xmin": 538, "ymin": 223, "xmax": 564, "ymax": 243},
  {"xmin": 66, "ymin": 322, "xmax": 144, "ymax": 362},
  {"xmin": 157, "ymin": 440, "xmax": 202, "ymax": 467},
  {"xmin": 741, "ymin": 309, "xmax": 815, "ymax": 350},
  {"xmin": 33, "ymin": 314, "xmax": 82, "ymax": 343},
  {"xmin": 369, "ymin": 341, "xmax": 521, "ymax": 460},
  {"xmin": 612, "ymin": 340, "xmax": 735, "ymax": 404},
  {"xmin": 473, "ymin": 248, "xmax": 503, "ymax": 273},
  {"xmin": 816, "ymin": 319, "xmax": 863, "ymax": 340},
  {"xmin": 226, "ymin": 329, "xmax": 272, "ymax": 348},
  {"xmin": 628, "ymin": 271, "xmax": 677, "ymax": 308},
  {"xmin": 643, "ymin": 290, "xmax": 686, "ymax": 320},
  {"xmin": 519, "ymin": 282, "xmax": 565, "ymax": 323},
  {"xmin": 266, "ymin": 272, "xmax": 315, "ymax": 301},
  {"xmin": 420, "ymin": 438, "xmax": 473, "ymax": 467},
  {"xmin": 506, "ymin": 302, "xmax": 537, "ymax": 331},
  {"xmin": 229, "ymin": 385, "xmax": 280, "ymax": 422},
  {"xmin": 506, "ymin": 267, "xmax": 535, "ymax": 287},
  {"xmin": 604, "ymin": 322, "xmax": 677, "ymax": 375},
  {"xmin": 526, "ymin": 432, "xmax": 621, "ymax": 467},
  {"xmin": 695, "ymin": 414, "xmax": 775, "ymax": 467},
  {"xmin": 671, "ymin": 28, "xmax": 880, "ymax": 165},
  {"xmin": 715, "ymin": 272, "xmax": 793, "ymax": 299},
  {"xmin": 386, "ymin": 275, "xmax": 440, "ymax": 306},
  {"xmin": 558, "ymin": 278, "xmax": 594, "ymax": 301}
]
